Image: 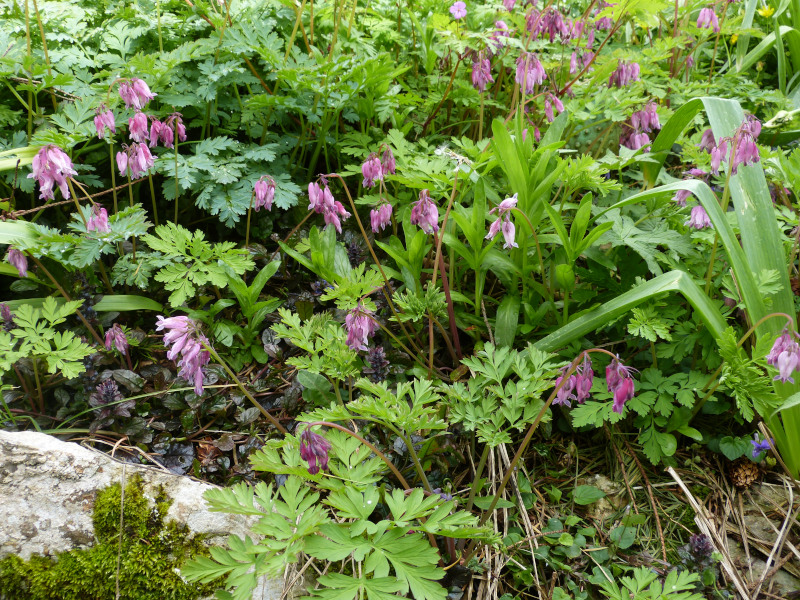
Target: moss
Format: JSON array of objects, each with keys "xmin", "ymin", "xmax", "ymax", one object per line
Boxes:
[{"xmin": 0, "ymin": 474, "xmax": 220, "ymax": 600}]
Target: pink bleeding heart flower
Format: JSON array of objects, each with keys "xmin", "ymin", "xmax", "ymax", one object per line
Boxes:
[
  {"xmin": 28, "ymin": 145, "xmax": 77, "ymax": 201},
  {"xmin": 7, "ymin": 247, "xmax": 28, "ymax": 277},
  {"xmin": 254, "ymin": 176, "xmax": 276, "ymax": 212},
  {"xmin": 86, "ymin": 205, "xmax": 111, "ymax": 234},
  {"xmin": 105, "ymin": 323, "xmax": 129, "ymax": 355},
  {"xmin": 155, "ymin": 315, "xmax": 211, "ymax": 396},
  {"xmin": 299, "ymin": 427, "xmax": 332, "ymax": 474},
  {"xmin": 410, "ymin": 189, "xmax": 440, "ymax": 234},
  {"xmin": 370, "ymin": 203, "xmax": 393, "ymax": 233},
  {"xmin": 94, "ymin": 106, "xmax": 116, "ymax": 139}
]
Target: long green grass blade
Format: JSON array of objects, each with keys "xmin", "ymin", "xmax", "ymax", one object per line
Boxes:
[{"xmin": 534, "ymin": 271, "xmax": 726, "ymax": 352}]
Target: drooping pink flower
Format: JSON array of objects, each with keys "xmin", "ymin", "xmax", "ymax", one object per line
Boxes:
[
  {"xmin": 500, "ymin": 218, "xmax": 518, "ymax": 249},
  {"xmin": 119, "ymin": 78, "xmax": 156, "ymax": 110},
  {"xmin": 105, "ymin": 323, "xmax": 129, "ymax": 355},
  {"xmin": 94, "ymin": 106, "xmax": 116, "ymax": 139},
  {"xmin": 489, "ymin": 21, "xmax": 510, "ymax": 54},
  {"xmin": 503, "ymin": 0, "xmax": 516, "ymax": 11},
  {"xmin": 698, "ymin": 129, "xmax": 716, "ymax": 152},
  {"xmin": 697, "ymin": 7, "xmax": 719, "ymax": 33},
  {"xmin": 544, "ymin": 93, "xmax": 564, "ymax": 123},
  {"xmin": 553, "ymin": 366, "xmax": 577, "ymax": 407},
  {"xmin": 410, "ymin": 189, "xmax": 440, "ymax": 234},
  {"xmin": 490, "ymin": 194, "xmax": 518, "ymax": 217},
  {"xmin": 527, "ymin": 7, "xmax": 570, "ymax": 42},
  {"xmin": 673, "ymin": 189, "xmax": 691, "ymax": 207},
  {"xmin": 370, "ymin": 203, "xmax": 393, "ymax": 233},
  {"xmin": 87, "ymin": 205, "xmax": 111, "ymax": 233},
  {"xmin": 710, "ymin": 139, "xmax": 728, "ymax": 174},
  {"xmin": 553, "ymin": 355, "xmax": 594, "ymax": 407},
  {"xmin": 515, "ymin": 52, "xmax": 547, "ymax": 94},
  {"xmin": 471, "ymin": 55, "xmax": 494, "ymax": 92},
  {"xmin": 116, "ymin": 151, "xmax": 128, "ymax": 175},
  {"xmin": 608, "ymin": 60, "xmax": 640, "ymax": 88},
  {"xmin": 486, "ymin": 195, "xmax": 518, "ymax": 249},
  {"xmin": 767, "ymin": 330, "xmax": 800, "ymax": 382},
  {"xmin": 361, "ymin": 154, "xmax": 383, "ymax": 188},
  {"xmin": 299, "ymin": 427, "xmax": 332, "ymax": 474},
  {"xmin": 165, "ymin": 113, "xmax": 187, "ymax": 144},
  {"xmin": 570, "ymin": 51, "xmax": 579, "ymax": 74},
  {"xmin": 133, "ymin": 143, "xmax": 155, "ymax": 178},
  {"xmin": 381, "ymin": 147, "xmax": 396, "ymax": 175},
  {"xmin": 606, "ymin": 355, "xmax": 637, "ymax": 414},
  {"xmin": 128, "ymin": 111, "xmax": 150, "ymax": 143},
  {"xmin": 685, "ymin": 205, "xmax": 712, "ymax": 229},
  {"xmin": 148, "ymin": 119, "xmax": 164, "ymax": 148},
  {"xmin": 7, "ymin": 247, "xmax": 28, "ymax": 277},
  {"xmin": 254, "ymin": 176, "xmax": 276, "ymax": 211},
  {"xmin": 155, "ymin": 315, "xmax": 211, "ymax": 396},
  {"xmin": 344, "ymin": 304, "xmax": 378, "ymax": 351},
  {"xmin": 28, "ymin": 145, "xmax": 77, "ymax": 200},
  {"xmin": 449, "ymin": 1, "xmax": 466, "ymax": 19}
]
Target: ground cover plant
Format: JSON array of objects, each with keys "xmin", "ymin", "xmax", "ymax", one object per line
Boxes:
[{"xmin": 1, "ymin": 0, "xmax": 800, "ymax": 598}]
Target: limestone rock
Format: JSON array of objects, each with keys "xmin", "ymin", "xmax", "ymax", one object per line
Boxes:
[{"xmin": 0, "ymin": 430, "xmax": 284, "ymax": 599}]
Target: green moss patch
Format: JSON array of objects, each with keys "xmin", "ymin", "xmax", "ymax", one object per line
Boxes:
[{"xmin": 0, "ymin": 474, "xmax": 221, "ymax": 600}]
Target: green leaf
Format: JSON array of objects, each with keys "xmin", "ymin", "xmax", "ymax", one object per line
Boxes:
[
  {"xmin": 495, "ymin": 295, "xmax": 520, "ymax": 348},
  {"xmin": 472, "ymin": 496, "xmax": 516, "ymax": 510},
  {"xmin": 572, "ymin": 485, "xmax": 606, "ymax": 506}
]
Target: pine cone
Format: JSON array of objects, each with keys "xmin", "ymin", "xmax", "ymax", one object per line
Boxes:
[{"xmin": 729, "ymin": 458, "xmax": 761, "ymax": 489}]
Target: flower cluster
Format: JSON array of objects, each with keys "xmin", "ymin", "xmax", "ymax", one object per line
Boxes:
[
  {"xmin": 684, "ymin": 205, "xmax": 712, "ymax": 229},
  {"xmin": 767, "ymin": 329, "xmax": 800, "ymax": 383},
  {"xmin": 361, "ymin": 154, "xmax": 383, "ymax": 188},
  {"xmin": 370, "ymin": 203, "xmax": 393, "ymax": 233},
  {"xmin": 254, "ymin": 175, "xmax": 276, "ymax": 211},
  {"xmin": 485, "ymin": 194, "xmax": 518, "ymax": 249},
  {"xmin": 309, "ymin": 179, "xmax": 351, "ymax": 233},
  {"xmin": 118, "ymin": 78, "xmax": 156, "ymax": 110},
  {"xmin": 471, "ymin": 52, "xmax": 494, "ymax": 92},
  {"xmin": 410, "ymin": 189, "xmax": 440, "ymax": 234},
  {"xmin": 87, "ymin": 205, "xmax": 111, "ymax": 234},
  {"xmin": 606, "ymin": 355, "xmax": 637, "ymax": 413},
  {"xmin": 608, "ymin": 60, "xmax": 640, "ymax": 88},
  {"xmin": 697, "ymin": 7, "xmax": 719, "ymax": 32},
  {"xmin": 527, "ymin": 7, "xmax": 576, "ymax": 43},
  {"xmin": 6, "ymin": 247, "xmax": 28, "ymax": 278},
  {"xmin": 150, "ymin": 113, "xmax": 187, "ymax": 149},
  {"xmin": 515, "ymin": 52, "xmax": 547, "ymax": 94},
  {"xmin": 116, "ymin": 143, "xmax": 155, "ymax": 179},
  {"xmin": 94, "ymin": 106, "xmax": 116, "ymax": 139},
  {"xmin": 155, "ymin": 315, "xmax": 211, "ymax": 395},
  {"xmin": 569, "ymin": 50, "xmax": 594, "ymax": 74},
  {"xmin": 700, "ymin": 116, "xmax": 761, "ymax": 175},
  {"xmin": 299, "ymin": 427, "xmax": 331, "ymax": 475},
  {"xmin": 28, "ymin": 145, "xmax": 77, "ymax": 200},
  {"xmin": 620, "ymin": 101, "xmax": 660, "ymax": 150},
  {"xmin": 105, "ymin": 323, "xmax": 129, "ymax": 355},
  {"xmin": 345, "ymin": 304, "xmax": 379, "ymax": 351},
  {"xmin": 553, "ymin": 354, "xmax": 594, "ymax": 407},
  {"xmin": 543, "ymin": 93, "xmax": 565, "ymax": 123}
]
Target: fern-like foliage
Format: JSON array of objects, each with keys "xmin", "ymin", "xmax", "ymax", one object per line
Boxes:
[
  {"xmin": 3, "ymin": 297, "xmax": 94, "ymax": 379},
  {"xmin": 140, "ymin": 222, "xmax": 254, "ymax": 307}
]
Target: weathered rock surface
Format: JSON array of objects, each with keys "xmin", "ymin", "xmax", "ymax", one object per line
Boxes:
[{"xmin": 0, "ymin": 430, "xmax": 283, "ymax": 599}]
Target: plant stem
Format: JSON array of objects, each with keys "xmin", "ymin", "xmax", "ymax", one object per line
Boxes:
[
  {"xmin": 156, "ymin": 0, "xmax": 164, "ymax": 53},
  {"xmin": 32, "ymin": 358, "xmax": 45, "ymax": 414},
  {"xmin": 203, "ymin": 343, "xmax": 287, "ymax": 434},
  {"xmin": 329, "ymin": 174, "xmax": 426, "ymax": 358},
  {"xmin": 174, "ymin": 122, "xmax": 180, "ymax": 223},
  {"xmin": 30, "ymin": 0, "xmax": 57, "ymax": 111},
  {"xmin": 147, "ymin": 173, "xmax": 159, "ymax": 226},
  {"xmin": 109, "ymin": 142, "xmax": 119, "ymax": 216},
  {"xmin": 244, "ymin": 190, "xmax": 255, "ymax": 249},
  {"xmin": 464, "ymin": 444, "xmax": 490, "ymax": 512}
]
